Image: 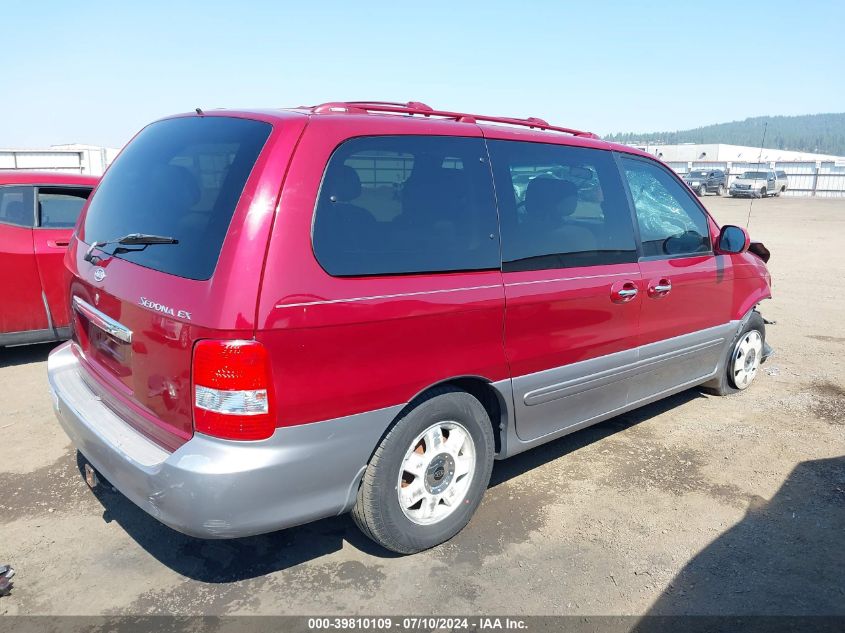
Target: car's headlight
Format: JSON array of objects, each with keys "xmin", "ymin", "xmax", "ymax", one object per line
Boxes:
[{"xmin": 691, "ymin": 181, "xmax": 700, "ymax": 186}]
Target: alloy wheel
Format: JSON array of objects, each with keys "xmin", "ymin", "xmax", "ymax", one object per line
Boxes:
[{"xmin": 397, "ymin": 421, "xmax": 476, "ymax": 525}]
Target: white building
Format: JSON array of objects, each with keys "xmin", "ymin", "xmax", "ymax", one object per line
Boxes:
[
  {"xmin": 628, "ymin": 142, "xmax": 844, "ymax": 164},
  {"xmin": 625, "ymin": 143, "xmax": 845, "ymax": 197},
  {"xmin": 0, "ymin": 144, "xmax": 120, "ymax": 176}
]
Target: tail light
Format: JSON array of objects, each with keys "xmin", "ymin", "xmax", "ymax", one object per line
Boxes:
[{"xmin": 192, "ymin": 340, "xmax": 275, "ymax": 441}]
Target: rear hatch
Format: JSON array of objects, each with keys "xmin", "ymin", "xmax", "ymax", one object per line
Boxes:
[{"xmin": 67, "ymin": 113, "xmax": 302, "ymax": 450}]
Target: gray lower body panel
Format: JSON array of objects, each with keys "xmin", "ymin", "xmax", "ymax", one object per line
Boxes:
[
  {"xmin": 503, "ymin": 321, "xmax": 741, "ymax": 451},
  {"xmin": 48, "ymin": 342, "xmax": 402, "ymax": 539},
  {"xmin": 628, "ymin": 323, "xmax": 732, "ymax": 402}
]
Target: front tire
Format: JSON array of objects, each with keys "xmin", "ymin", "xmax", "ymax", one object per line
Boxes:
[
  {"xmin": 702, "ymin": 312, "xmax": 766, "ymax": 396},
  {"xmin": 352, "ymin": 387, "xmax": 495, "ymax": 554},
  {"xmin": 759, "ymin": 187, "xmax": 767, "ymax": 198},
  {"xmin": 697, "ymin": 184, "xmax": 707, "ymax": 197}
]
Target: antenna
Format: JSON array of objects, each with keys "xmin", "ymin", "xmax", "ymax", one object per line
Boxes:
[{"xmin": 745, "ymin": 121, "xmax": 768, "ymax": 230}]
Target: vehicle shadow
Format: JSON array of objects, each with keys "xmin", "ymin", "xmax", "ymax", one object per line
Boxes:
[
  {"xmin": 639, "ymin": 455, "xmax": 845, "ymax": 619},
  {"xmin": 76, "ymin": 452, "xmax": 396, "ymax": 583},
  {"xmin": 0, "ymin": 342, "xmax": 57, "ymax": 368},
  {"xmin": 79, "ymin": 389, "xmax": 704, "ymax": 583}
]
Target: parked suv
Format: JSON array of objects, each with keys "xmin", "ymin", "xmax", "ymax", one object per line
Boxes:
[
  {"xmin": 730, "ymin": 169, "xmax": 782, "ymax": 198},
  {"xmin": 1, "ymin": 171, "xmax": 97, "ymax": 346},
  {"xmin": 683, "ymin": 168, "xmax": 727, "ymax": 197},
  {"xmin": 48, "ymin": 102, "xmax": 773, "ymax": 554}
]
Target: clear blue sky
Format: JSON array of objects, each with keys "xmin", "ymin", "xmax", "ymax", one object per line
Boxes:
[{"xmin": 2, "ymin": 0, "xmax": 843, "ymax": 148}]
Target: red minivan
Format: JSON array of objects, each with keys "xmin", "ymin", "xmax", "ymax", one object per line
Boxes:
[
  {"xmin": 48, "ymin": 102, "xmax": 772, "ymax": 553},
  {"xmin": 1, "ymin": 171, "xmax": 97, "ymax": 346}
]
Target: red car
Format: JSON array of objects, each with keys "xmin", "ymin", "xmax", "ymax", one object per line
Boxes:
[
  {"xmin": 48, "ymin": 102, "xmax": 772, "ymax": 553},
  {"xmin": 1, "ymin": 171, "xmax": 97, "ymax": 346}
]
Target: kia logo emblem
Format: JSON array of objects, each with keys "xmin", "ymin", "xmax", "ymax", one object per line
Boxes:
[{"xmin": 93, "ymin": 267, "xmax": 106, "ymax": 283}]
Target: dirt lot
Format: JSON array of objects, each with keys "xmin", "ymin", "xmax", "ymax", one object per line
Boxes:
[{"xmin": 1, "ymin": 196, "xmax": 843, "ymax": 617}]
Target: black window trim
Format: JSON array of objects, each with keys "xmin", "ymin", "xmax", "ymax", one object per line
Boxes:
[
  {"xmin": 34, "ymin": 185, "xmax": 93, "ymax": 229},
  {"xmin": 310, "ymin": 133, "xmax": 503, "ymax": 279},
  {"xmin": 615, "ymin": 152, "xmax": 715, "ymax": 262},
  {"xmin": 0, "ymin": 184, "xmax": 36, "ymax": 229}
]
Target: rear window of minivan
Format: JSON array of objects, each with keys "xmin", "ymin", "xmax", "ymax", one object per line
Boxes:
[{"xmin": 82, "ymin": 116, "xmax": 271, "ymax": 280}]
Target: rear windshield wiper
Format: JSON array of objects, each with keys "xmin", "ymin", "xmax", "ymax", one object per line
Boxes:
[{"xmin": 84, "ymin": 233, "xmax": 179, "ymax": 263}]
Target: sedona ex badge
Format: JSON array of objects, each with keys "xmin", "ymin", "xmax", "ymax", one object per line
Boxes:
[{"xmin": 139, "ymin": 297, "xmax": 192, "ymax": 320}]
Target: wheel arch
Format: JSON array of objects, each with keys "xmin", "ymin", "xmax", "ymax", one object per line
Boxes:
[
  {"xmin": 341, "ymin": 375, "xmax": 510, "ymax": 514},
  {"xmin": 401, "ymin": 375, "xmax": 508, "ymax": 455},
  {"xmin": 367, "ymin": 375, "xmax": 510, "ymax": 466},
  {"xmin": 733, "ymin": 289, "xmax": 772, "ymax": 322}
]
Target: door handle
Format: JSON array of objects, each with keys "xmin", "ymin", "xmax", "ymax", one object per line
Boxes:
[
  {"xmin": 610, "ymin": 281, "xmax": 639, "ymax": 303},
  {"xmin": 648, "ymin": 278, "xmax": 672, "ymax": 297},
  {"xmin": 47, "ymin": 240, "xmax": 70, "ymax": 248}
]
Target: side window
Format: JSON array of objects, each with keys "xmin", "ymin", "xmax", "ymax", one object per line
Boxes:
[
  {"xmin": 620, "ymin": 156, "xmax": 712, "ymax": 258},
  {"xmin": 487, "ymin": 139, "xmax": 637, "ymax": 272},
  {"xmin": 0, "ymin": 186, "xmax": 35, "ymax": 227},
  {"xmin": 37, "ymin": 187, "xmax": 92, "ymax": 228},
  {"xmin": 313, "ymin": 135, "xmax": 500, "ymax": 276}
]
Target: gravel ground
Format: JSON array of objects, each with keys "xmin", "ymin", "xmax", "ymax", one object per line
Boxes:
[{"xmin": 1, "ymin": 196, "xmax": 843, "ymax": 616}]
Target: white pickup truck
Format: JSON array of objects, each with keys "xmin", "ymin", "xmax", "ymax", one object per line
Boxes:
[{"xmin": 730, "ymin": 169, "xmax": 788, "ymax": 198}]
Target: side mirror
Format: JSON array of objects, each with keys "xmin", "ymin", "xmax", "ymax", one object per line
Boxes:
[{"xmin": 717, "ymin": 225, "xmax": 750, "ymax": 254}]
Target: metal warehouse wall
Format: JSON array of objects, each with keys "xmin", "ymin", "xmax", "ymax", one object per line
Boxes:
[
  {"xmin": 0, "ymin": 146, "xmax": 116, "ymax": 176},
  {"xmin": 668, "ymin": 161, "xmax": 845, "ymax": 197}
]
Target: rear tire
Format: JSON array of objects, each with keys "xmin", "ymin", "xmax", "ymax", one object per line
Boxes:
[
  {"xmin": 717, "ymin": 184, "xmax": 725, "ymax": 196},
  {"xmin": 702, "ymin": 312, "xmax": 766, "ymax": 396},
  {"xmin": 352, "ymin": 386, "xmax": 495, "ymax": 554}
]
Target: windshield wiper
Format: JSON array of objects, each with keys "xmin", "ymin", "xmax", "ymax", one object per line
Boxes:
[{"xmin": 84, "ymin": 233, "xmax": 179, "ymax": 264}]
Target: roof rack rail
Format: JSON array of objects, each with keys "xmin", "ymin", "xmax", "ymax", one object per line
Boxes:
[
  {"xmin": 345, "ymin": 100, "xmax": 434, "ymax": 111},
  {"xmin": 309, "ymin": 101, "xmax": 598, "ymax": 138}
]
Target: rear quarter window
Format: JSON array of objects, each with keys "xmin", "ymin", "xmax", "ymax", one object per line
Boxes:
[
  {"xmin": 82, "ymin": 116, "xmax": 271, "ymax": 280},
  {"xmin": 312, "ymin": 135, "xmax": 500, "ymax": 277}
]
